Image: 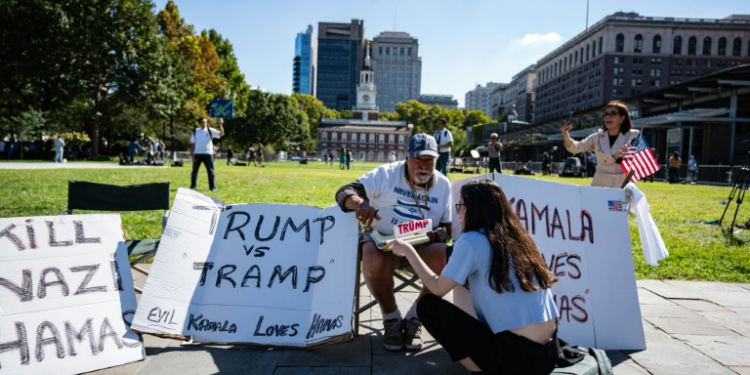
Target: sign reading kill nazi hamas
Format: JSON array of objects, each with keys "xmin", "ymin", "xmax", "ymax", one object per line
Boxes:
[
  {"xmin": 131, "ymin": 188, "xmax": 358, "ymax": 348},
  {"xmin": 451, "ymin": 174, "xmax": 646, "ymax": 350},
  {"xmin": 0, "ymin": 215, "xmax": 144, "ymax": 375}
]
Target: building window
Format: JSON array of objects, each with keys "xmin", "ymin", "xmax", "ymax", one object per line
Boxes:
[
  {"xmin": 633, "ymin": 57, "xmax": 643, "ymax": 65},
  {"xmin": 613, "ymin": 67, "xmax": 624, "ymax": 75},
  {"xmin": 652, "ymin": 35, "xmax": 661, "ymax": 54},
  {"xmin": 399, "ymin": 135, "xmax": 405, "ymax": 144},
  {"xmin": 331, "ymin": 132, "xmax": 338, "ymax": 142},
  {"xmin": 616, "ymin": 34, "xmax": 624, "ymax": 52},
  {"xmin": 400, "ymin": 48, "xmax": 404, "ymax": 55},
  {"xmin": 408, "ymin": 47, "xmax": 412, "ymax": 56},
  {"xmin": 634, "ymin": 34, "xmax": 643, "ymax": 53},
  {"xmin": 352, "ymin": 133, "xmax": 358, "ymax": 143},
  {"xmin": 386, "ymin": 47, "xmax": 390, "ymax": 55},
  {"xmin": 580, "ymin": 47, "xmax": 584, "ymax": 63},
  {"xmin": 688, "ymin": 36, "xmax": 697, "ymax": 55},
  {"xmin": 599, "ymin": 36, "xmax": 603, "ymax": 54},
  {"xmin": 586, "ymin": 44, "xmax": 590, "ymax": 60},
  {"xmin": 574, "ymin": 50, "xmax": 578, "ymax": 64},
  {"xmin": 673, "ymin": 36, "xmax": 682, "ymax": 55},
  {"xmin": 388, "ymin": 134, "xmax": 394, "ymax": 144},
  {"xmin": 379, "ymin": 134, "xmax": 384, "ymax": 143},
  {"xmin": 650, "ymin": 80, "xmax": 661, "ymax": 87},
  {"xmin": 592, "ymin": 41, "xmax": 596, "ymax": 57},
  {"xmin": 631, "ymin": 79, "xmax": 642, "ymax": 86},
  {"xmin": 321, "ymin": 131, "xmax": 328, "ymax": 141},
  {"xmin": 718, "ymin": 37, "xmax": 727, "ymax": 56},
  {"xmin": 378, "ymin": 47, "xmax": 382, "ymax": 55},
  {"xmin": 703, "ymin": 37, "xmax": 712, "ymax": 56},
  {"xmin": 733, "ymin": 38, "xmax": 742, "ymax": 57},
  {"xmin": 369, "ymin": 134, "xmax": 375, "ymax": 143},
  {"xmin": 342, "ymin": 132, "xmax": 347, "ymax": 142}
]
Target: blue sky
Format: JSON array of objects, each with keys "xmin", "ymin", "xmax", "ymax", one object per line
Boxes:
[{"xmin": 153, "ymin": 0, "xmax": 749, "ymax": 107}]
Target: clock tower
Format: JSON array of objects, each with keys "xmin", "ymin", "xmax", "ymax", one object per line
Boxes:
[{"xmin": 354, "ymin": 44, "xmax": 378, "ymax": 120}]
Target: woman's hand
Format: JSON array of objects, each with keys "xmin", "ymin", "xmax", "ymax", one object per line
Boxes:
[
  {"xmin": 613, "ymin": 144, "xmax": 628, "ymax": 159},
  {"xmin": 388, "ymin": 238, "xmax": 416, "ymax": 258}
]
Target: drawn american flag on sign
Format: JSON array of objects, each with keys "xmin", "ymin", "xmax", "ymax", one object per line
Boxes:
[
  {"xmin": 608, "ymin": 200, "xmax": 625, "ymax": 212},
  {"xmin": 620, "ymin": 134, "xmax": 660, "ymax": 182}
]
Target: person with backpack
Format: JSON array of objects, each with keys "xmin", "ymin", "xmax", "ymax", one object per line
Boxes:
[{"xmin": 189, "ymin": 117, "xmax": 225, "ymax": 192}]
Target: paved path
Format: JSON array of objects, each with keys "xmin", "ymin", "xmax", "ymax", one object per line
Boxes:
[{"xmin": 85, "ymin": 264, "xmax": 750, "ymax": 375}]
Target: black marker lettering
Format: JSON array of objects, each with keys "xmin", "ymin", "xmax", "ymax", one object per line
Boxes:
[
  {"xmin": 0, "ymin": 322, "xmax": 30, "ymax": 366},
  {"xmin": 98, "ymin": 317, "xmax": 123, "ymax": 352},
  {"xmin": 74, "ymin": 221, "xmax": 101, "ymax": 244},
  {"xmin": 71, "ymin": 265, "xmax": 107, "ymax": 295},
  {"xmin": 0, "ymin": 269, "xmax": 33, "ymax": 302},
  {"xmin": 216, "ymin": 265, "xmax": 237, "ymax": 288},
  {"xmin": 255, "ymin": 215, "xmax": 280, "ymax": 242},
  {"xmin": 303, "ymin": 266, "xmax": 326, "ymax": 292},
  {"xmin": 35, "ymin": 321, "xmax": 65, "ymax": 362},
  {"xmin": 65, "ymin": 319, "xmax": 97, "ymax": 357},
  {"xmin": 0, "ymin": 223, "xmax": 26, "ymax": 251},
  {"xmin": 280, "ymin": 218, "xmax": 310, "ymax": 242},
  {"xmin": 241, "ymin": 265, "xmax": 261, "ymax": 288},
  {"xmin": 268, "ymin": 265, "xmax": 297, "ymax": 288},
  {"xmin": 46, "ymin": 221, "xmax": 73, "ymax": 247},
  {"xmin": 37, "ymin": 267, "xmax": 69, "ymax": 299},
  {"xmin": 224, "ymin": 212, "xmax": 251, "ymax": 241},
  {"xmin": 25, "ymin": 219, "xmax": 37, "ymax": 249},
  {"xmin": 313, "ymin": 216, "xmax": 335, "ymax": 245}
]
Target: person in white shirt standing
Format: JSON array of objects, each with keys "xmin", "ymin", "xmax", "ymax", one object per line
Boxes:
[
  {"xmin": 189, "ymin": 117, "xmax": 225, "ymax": 192},
  {"xmin": 433, "ymin": 118, "xmax": 453, "ymax": 176},
  {"xmin": 388, "ymin": 151, "xmax": 396, "ymax": 163},
  {"xmin": 54, "ymin": 135, "xmax": 65, "ymax": 163}
]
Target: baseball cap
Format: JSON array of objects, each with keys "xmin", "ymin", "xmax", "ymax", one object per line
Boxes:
[{"xmin": 407, "ymin": 133, "xmax": 439, "ymax": 159}]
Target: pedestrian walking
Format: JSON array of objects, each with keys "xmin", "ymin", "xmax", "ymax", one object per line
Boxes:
[{"xmin": 433, "ymin": 118, "xmax": 453, "ymax": 176}]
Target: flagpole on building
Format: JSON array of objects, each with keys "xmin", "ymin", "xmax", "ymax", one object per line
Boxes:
[{"xmin": 586, "ymin": 0, "xmax": 590, "ymax": 30}]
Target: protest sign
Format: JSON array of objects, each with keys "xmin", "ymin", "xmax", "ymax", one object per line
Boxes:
[
  {"xmin": 0, "ymin": 215, "xmax": 144, "ymax": 375},
  {"xmin": 451, "ymin": 174, "xmax": 645, "ymax": 350},
  {"xmin": 131, "ymin": 188, "xmax": 358, "ymax": 348}
]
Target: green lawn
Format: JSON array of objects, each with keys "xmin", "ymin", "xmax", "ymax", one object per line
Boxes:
[{"xmin": 2, "ymin": 160, "xmax": 748, "ymax": 282}]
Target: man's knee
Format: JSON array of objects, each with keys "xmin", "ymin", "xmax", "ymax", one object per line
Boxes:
[{"xmin": 362, "ymin": 242, "xmax": 395, "ymax": 279}]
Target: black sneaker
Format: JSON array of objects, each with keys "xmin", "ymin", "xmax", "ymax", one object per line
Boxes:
[
  {"xmin": 403, "ymin": 317, "xmax": 422, "ymax": 351},
  {"xmin": 382, "ymin": 318, "xmax": 404, "ymax": 351}
]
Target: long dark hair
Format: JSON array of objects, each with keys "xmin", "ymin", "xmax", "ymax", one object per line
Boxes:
[
  {"xmin": 460, "ymin": 180, "xmax": 556, "ymax": 293},
  {"xmin": 602, "ymin": 100, "xmax": 633, "ymax": 134}
]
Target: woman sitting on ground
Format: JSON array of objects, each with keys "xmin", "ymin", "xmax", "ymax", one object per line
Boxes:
[{"xmin": 389, "ymin": 179, "xmax": 559, "ymax": 375}]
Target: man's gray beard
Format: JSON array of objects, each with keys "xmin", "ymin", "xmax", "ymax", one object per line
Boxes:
[{"xmin": 413, "ymin": 170, "xmax": 433, "ymax": 185}]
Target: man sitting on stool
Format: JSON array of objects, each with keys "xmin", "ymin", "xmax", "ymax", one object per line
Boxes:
[{"xmin": 335, "ymin": 133, "xmax": 452, "ymax": 352}]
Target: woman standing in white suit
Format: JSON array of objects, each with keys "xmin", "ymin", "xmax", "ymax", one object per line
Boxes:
[{"xmin": 560, "ymin": 101, "xmax": 640, "ymax": 187}]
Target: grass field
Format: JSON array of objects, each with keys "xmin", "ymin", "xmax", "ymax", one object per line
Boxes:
[{"xmin": 2, "ymin": 160, "xmax": 748, "ymax": 282}]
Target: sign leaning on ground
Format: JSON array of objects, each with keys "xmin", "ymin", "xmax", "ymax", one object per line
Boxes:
[
  {"xmin": 0, "ymin": 215, "xmax": 144, "ymax": 375},
  {"xmin": 131, "ymin": 188, "xmax": 358, "ymax": 348},
  {"xmin": 451, "ymin": 174, "xmax": 646, "ymax": 350}
]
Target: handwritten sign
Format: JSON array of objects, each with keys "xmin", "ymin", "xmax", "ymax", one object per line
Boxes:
[
  {"xmin": 131, "ymin": 188, "xmax": 358, "ymax": 348},
  {"xmin": 451, "ymin": 174, "xmax": 645, "ymax": 350},
  {"xmin": 0, "ymin": 215, "xmax": 144, "ymax": 375},
  {"xmin": 394, "ymin": 219, "xmax": 431, "ymax": 238}
]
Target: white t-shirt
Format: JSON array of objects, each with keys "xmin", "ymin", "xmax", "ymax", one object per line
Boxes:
[
  {"xmin": 388, "ymin": 154, "xmax": 396, "ymax": 163},
  {"xmin": 189, "ymin": 128, "xmax": 221, "ymax": 155},
  {"xmin": 433, "ymin": 129, "xmax": 453, "ymax": 153},
  {"xmin": 358, "ymin": 161, "xmax": 451, "ymax": 235}
]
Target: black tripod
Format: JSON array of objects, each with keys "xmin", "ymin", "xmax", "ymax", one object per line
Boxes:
[{"xmin": 718, "ymin": 151, "xmax": 750, "ymax": 232}]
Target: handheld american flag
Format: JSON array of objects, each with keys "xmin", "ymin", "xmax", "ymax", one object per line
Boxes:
[{"xmin": 621, "ymin": 134, "xmax": 660, "ymax": 181}]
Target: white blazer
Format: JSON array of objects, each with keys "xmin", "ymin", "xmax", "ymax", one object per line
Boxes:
[{"xmin": 565, "ymin": 129, "xmax": 640, "ymax": 188}]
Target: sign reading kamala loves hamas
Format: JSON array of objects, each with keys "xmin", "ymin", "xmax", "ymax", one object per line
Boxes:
[
  {"xmin": 0, "ymin": 215, "xmax": 144, "ymax": 375},
  {"xmin": 131, "ymin": 188, "xmax": 358, "ymax": 347},
  {"xmin": 451, "ymin": 174, "xmax": 646, "ymax": 350}
]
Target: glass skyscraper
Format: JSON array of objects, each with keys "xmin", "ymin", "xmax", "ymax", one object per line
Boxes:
[
  {"xmin": 371, "ymin": 32, "xmax": 421, "ymax": 112},
  {"xmin": 316, "ymin": 20, "xmax": 365, "ymax": 111},
  {"xmin": 293, "ymin": 25, "xmax": 315, "ymax": 96}
]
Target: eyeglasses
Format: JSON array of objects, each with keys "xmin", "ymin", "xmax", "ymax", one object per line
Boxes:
[
  {"xmin": 602, "ymin": 110, "xmax": 621, "ymax": 118},
  {"xmin": 455, "ymin": 203, "xmax": 465, "ymax": 212}
]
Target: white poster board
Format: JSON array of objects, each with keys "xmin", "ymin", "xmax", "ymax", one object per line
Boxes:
[
  {"xmin": 451, "ymin": 174, "xmax": 645, "ymax": 350},
  {"xmin": 131, "ymin": 188, "xmax": 359, "ymax": 348},
  {"xmin": 0, "ymin": 215, "xmax": 144, "ymax": 375}
]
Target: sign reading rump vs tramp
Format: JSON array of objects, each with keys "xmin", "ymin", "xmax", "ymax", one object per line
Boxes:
[
  {"xmin": 131, "ymin": 188, "xmax": 358, "ymax": 347},
  {"xmin": 0, "ymin": 214, "xmax": 144, "ymax": 375}
]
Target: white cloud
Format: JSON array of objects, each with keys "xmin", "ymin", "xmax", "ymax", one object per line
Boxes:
[{"xmin": 518, "ymin": 32, "xmax": 563, "ymax": 46}]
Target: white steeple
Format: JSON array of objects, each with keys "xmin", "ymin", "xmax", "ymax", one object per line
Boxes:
[{"xmin": 355, "ymin": 43, "xmax": 377, "ymax": 113}]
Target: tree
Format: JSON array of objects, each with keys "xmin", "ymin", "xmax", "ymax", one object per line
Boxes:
[
  {"xmin": 157, "ymin": 1, "xmax": 226, "ymax": 121},
  {"xmin": 339, "ymin": 109, "xmax": 354, "ymax": 119},
  {"xmin": 291, "ymin": 93, "xmax": 338, "ymax": 136},
  {"xmin": 229, "ymin": 91, "xmax": 308, "ymax": 150},
  {"xmin": 207, "ymin": 29, "xmax": 250, "ymax": 118},
  {"xmin": 462, "ymin": 110, "xmax": 491, "ymax": 128}
]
